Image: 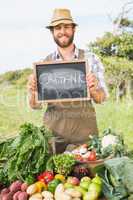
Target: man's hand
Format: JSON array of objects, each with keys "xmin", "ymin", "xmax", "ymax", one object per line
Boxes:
[
  {"xmin": 27, "ymin": 74, "xmax": 42, "ymax": 109},
  {"xmin": 86, "ymin": 73, "xmax": 98, "ymax": 91},
  {"xmin": 27, "ymin": 74, "xmax": 37, "ymax": 94},
  {"xmin": 86, "ymin": 73, "xmax": 106, "ymax": 103}
]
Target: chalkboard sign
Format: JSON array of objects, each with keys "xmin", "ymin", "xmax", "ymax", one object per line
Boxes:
[{"xmin": 34, "ymin": 60, "xmax": 90, "ymax": 102}]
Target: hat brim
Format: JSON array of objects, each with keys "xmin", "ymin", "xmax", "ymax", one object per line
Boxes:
[{"xmin": 46, "ymin": 19, "xmax": 78, "ymax": 29}]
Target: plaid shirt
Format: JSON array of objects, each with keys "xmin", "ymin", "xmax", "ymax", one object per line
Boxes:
[{"xmin": 44, "ymin": 47, "xmax": 109, "ymax": 97}]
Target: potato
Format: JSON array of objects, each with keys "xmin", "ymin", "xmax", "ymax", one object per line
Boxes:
[
  {"xmin": 58, "ymin": 193, "xmax": 72, "ymax": 200},
  {"xmin": 54, "ymin": 184, "xmax": 65, "ymax": 196},
  {"xmin": 13, "ymin": 191, "xmax": 22, "ymax": 200},
  {"xmin": 42, "ymin": 191, "xmax": 54, "ymax": 199},
  {"xmin": 0, "ymin": 188, "xmax": 10, "ymax": 195},
  {"xmin": 18, "ymin": 192, "xmax": 28, "ymax": 200},
  {"xmin": 29, "ymin": 197, "xmax": 42, "ymax": 200},
  {"xmin": 0, "ymin": 188, "xmax": 9, "ymax": 200},
  {"xmin": 1, "ymin": 191, "xmax": 14, "ymax": 200},
  {"xmin": 26, "ymin": 184, "xmax": 38, "ymax": 195},
  {"xmin": 29, "ymin": 193, "xmax": 42, "ymax": 200},
  {"xmin": 21, "ymin": 183, "xmax": 28, "ymax": 192},
  {"xmin": 10, "ymin": 181, "xmax": 22, "ymax": 192},
  {"xmin": 65, "ymin": 189, "xmax": 81, "ymax": 198},
  {"xmin": 29, "ymin": 198, "xmax": 42, "ymax": 200}
]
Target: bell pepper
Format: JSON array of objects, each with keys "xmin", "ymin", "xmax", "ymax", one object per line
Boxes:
[
  {"xmin": 37, "ymin": 174, "xmax": 45, "ymax": 183},
  {"xmin": 37, "ymin": 171, "xmax": 54, "ymax": 184},
  {"xmin": 35, "ymin": 181, "xmax": 47, "ymax": 192},
  {"xmin": 54, "ymin": 174, "xmax": 65, "ymax": 183},
  {"xmin": 47, "ymin": 179, "xmax": 61, "ymax": 193},
  {"xmin": 25, "ymin": 175, "xmax": 36, "ymax": 185}
]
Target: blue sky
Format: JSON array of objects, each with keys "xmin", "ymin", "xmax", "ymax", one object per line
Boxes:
[{"xmin": 0, "ymin": 0, "xmax": 129, "ymax": 73}]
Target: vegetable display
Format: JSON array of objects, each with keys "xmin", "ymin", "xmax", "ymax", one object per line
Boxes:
[
  {"xmin": 0, "ymin": 173, "xmax": 103, "ymax": 200},
  {"xmin": 0, "ymin": 123, "xmax": 133, "ymax": 200}
]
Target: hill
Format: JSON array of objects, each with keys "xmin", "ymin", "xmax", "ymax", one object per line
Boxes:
[{"xmin": 0, "ymin": 68, "xmax": 32, "ymax": 86}]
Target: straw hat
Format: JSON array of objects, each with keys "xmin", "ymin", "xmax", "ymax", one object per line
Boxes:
[{"xmin": 46, "ymin": 8, "xmax": 77, "ymax": 29}]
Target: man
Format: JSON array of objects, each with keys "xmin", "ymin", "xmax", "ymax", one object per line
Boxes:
[{"xmin": 27, "ymin": 8, "xmax": 108, "ymax": 153}]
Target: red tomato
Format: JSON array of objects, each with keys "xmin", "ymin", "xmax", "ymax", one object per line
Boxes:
[
  {"xmin": 88, "ymin": 151, "xmax": 96, "ymax": 161},
  {"xmin": 43, "ymin": 171, "xmax": 54, "ymax": 184},
  {"xmin": 37, "ymin": 174, "xmax": 45, "ymax": 183},
  {"xmin": 37, "ymin": 171, "xmax": 54, "ymax": 184}
]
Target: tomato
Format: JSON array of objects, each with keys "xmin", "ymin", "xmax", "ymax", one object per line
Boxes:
[
  {"xmin": 37, "ymin": 171, "xmax": 54, "ymax": 184},
  {"xmin": 37, "ymin": 174, "xmax": 45, "ymax": 183},
  {"xmin": 88, "ymin": 151, "xmax": 96, "ymax": 161}
]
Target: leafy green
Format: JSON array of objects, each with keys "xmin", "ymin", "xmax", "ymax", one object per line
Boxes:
[
  {"xmin": 94, "ymin": 157, "xmax": 133, "ymax": 200},
  {"xmin": 0, "ymin": 123, "xmax": 53, "ymax": 185},
  {"xmin": 46, "ymin": 156, "xmax": 54, "ymax": 172},
  {"xmin": 53, "ymin": 154, "xmax": 76, "ymax": 177},
  {"xmin": 88, "ymin": 135, "xmax": 102, "ymax": 158},
  {"xmin": 123, "ymin": 159, "xmax": 133, "ymax": 193}
]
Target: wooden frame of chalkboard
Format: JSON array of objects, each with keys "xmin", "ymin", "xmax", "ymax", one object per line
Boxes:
[{"xmin": 34, "ymin": 60, "xmax": 90, "ymax": 103}]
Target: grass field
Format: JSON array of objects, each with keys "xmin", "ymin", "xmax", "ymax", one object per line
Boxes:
[{"xmin": 0, "ymin": 84, "xmax": 133, "ymax": 149}]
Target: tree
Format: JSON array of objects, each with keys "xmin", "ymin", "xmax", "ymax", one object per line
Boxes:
[
  {"xmin": 109, "ymin": 1, "xmax": 133, "ymax": 35},
  {"xmin": 88, "ymin": 1, "xmax": 133, "ymax": 100},
  {"xmin": 101, "ymin": 56, "xmax": 133, "ymax": 101},
  {"xmin": 88, "ymin": 32, "xmax": 133, "ymax": 59}
]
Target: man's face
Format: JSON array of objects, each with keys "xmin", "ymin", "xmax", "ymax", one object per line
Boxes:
[{"xmin": 51, "ymin": 23, "xmax": 75, "ymax": 48}]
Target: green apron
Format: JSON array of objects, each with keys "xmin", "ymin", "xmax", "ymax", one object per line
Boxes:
[{"xmin": 43, "ymin": 49, "xmax": 98, "ymax": 153}]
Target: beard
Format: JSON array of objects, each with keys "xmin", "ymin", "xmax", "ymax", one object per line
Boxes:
[{"xmin": 53, "ymin": 33, "xmax": 74, "ymax": 48}]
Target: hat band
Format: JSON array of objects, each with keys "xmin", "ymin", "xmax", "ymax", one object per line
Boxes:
[{"xmin": 51, "ymin": 18, "xmax": 73, "ymax": 23}]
